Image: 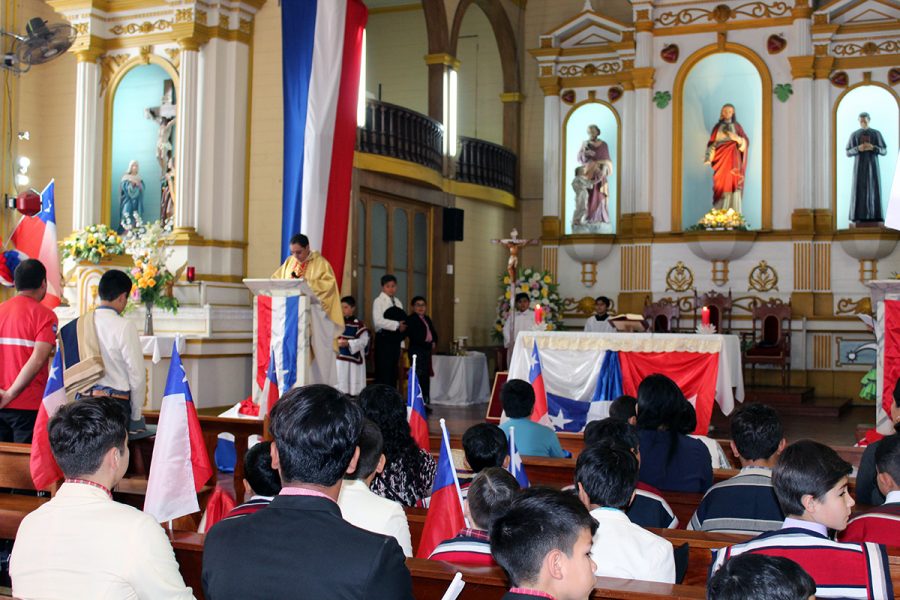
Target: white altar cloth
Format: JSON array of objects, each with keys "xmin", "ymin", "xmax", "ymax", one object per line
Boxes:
[{"xmin": 430, "ymin": 351, "xmax": 491, "ymax": 406}]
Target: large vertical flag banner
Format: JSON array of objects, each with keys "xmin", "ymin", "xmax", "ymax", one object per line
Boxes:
[
  {"xmin": 145, "ymin": 343, "xmax": 213, "ymax": 523},
  {"xmin": 254, "ymin": 296, "xmax": 305, "ymax": 400},
  {"xmin": 527, "ymin": 341, "xmax": 551, "ymax": 427},
  {"xmin": 507, "ymin": 426, "xmax": 530, "ymax": 488},
  {"xmin": 8, "ymin": 180, "xmax": 62, "ymax": 308},
  {"xmin": 881, "ymin": 300, "xmax": 900, "ymax": 422},
  {"xmin": 417, "ymin": 420, "xmax": 467, "ymax": 559},
  {"xmin": 407, "ymin": 356, "xmax": 430, "ymax": 452},
  {"xmin": 30, "ymin": 351, "xmax": 66, "ymax": 489},
  {"xmin": 281, "ymin": 0, "xmax": 368, "ymax": 288}
]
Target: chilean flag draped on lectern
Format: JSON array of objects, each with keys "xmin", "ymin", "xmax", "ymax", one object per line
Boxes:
[{"xmin": 281, "ymin": 0, "xmax": 367, "ymax": 289}]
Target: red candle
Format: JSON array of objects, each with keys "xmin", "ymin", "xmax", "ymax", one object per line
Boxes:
[
  {"xmin": 186, "ymin": 266, "xmax": 196, "ymax": 283},
  {"xmin": 534, "ymin": 304, "xmax": 543, "ymax": 325},
  {"xmin": 701, "ymin": 306, "xmax": 710, "ymax": 327}
]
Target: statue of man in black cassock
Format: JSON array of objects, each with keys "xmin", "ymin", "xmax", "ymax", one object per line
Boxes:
[{"xmin": 846, "ymin": 112, "xmax": 888, "ymax": 225}]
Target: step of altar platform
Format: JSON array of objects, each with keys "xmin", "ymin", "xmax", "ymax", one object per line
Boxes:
[
  {"xmin": 742, "ymin": 388, "xmax": 852, "ymax": 418},
  {"xmin": 743, "ymin": 386, "xmax": 814, "ymax": 404}
]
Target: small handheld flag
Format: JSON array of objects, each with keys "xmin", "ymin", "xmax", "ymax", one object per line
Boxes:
[
  {"xmin": 417, "ymin": 419, "xmax": 467, "ymax": 558},
  {"xmin": 29, "ymin": 350, "xmax": 66, "ymax": 489},
  {"xmin": 507, "ymin": 426, "xmax": 530, "ymax": 488},
  {"xmin": 260, "ymin": 349, "xmax": 279, "ymax": 418},
  {"xmin": 144, "ymin": 343, "xmax": 213, "ymax": 523},
  {"xmin": 527, "ymin": 341, "xmax": 551, "ymax": 426},
  {"xmin": 407, "ymin": 354, "xmax": 430, "ymax": 452}
]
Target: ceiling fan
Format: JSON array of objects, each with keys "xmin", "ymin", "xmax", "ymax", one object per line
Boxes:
[{"xmin": 1, "ymin": 17, "xmax": 75, "ymax": 74}]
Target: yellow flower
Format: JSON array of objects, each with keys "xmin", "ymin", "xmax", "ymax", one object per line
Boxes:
[
  {"xmin": 543, "ymin": 275, "xmax": 551, "ymax": 284},
  {"xmin": 503, "ymin": 276, "xmax": 510, "ymax": 285},
  {"xmin": 98, "ymin": 245, "xmax": 106, "ymax": 254},
  {"xmin": 546, "ymin": 324, "xmax": 554, "ymax": 331},
  {"xmin": 521, "ymin": 284, "xmax": 529, "ymax": 293},
  {"xmin": 505, "ymin": 291, "xmax": 511, "ymax": 299},
  {"xmin": 87, "ymin": 237, "xmax": 96, "ymax": 246},
  {"xmin": 147, "ymin": 278, "xmax": 156, "ymax": 287},
  {"xmin": 542, "ymin": 287, "xmax": 548, "ymax": 297}
]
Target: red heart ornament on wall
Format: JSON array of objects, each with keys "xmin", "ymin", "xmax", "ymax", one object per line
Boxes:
[
  {"xmin": 607, "ymin": 87, "xmax": 623, "ymax": 103},
  {"xmin": 561, "ymin": 89, "xmax": 576, "ymax": 104},
  {"xmin": 889, "ymin": 68, "xmax": 900, "ymax": 85},
  {"xmin": 767, "ymin": 34, "xmax": 787, "ymax": 54},
  {"xmin": 830, "ymin": 71, "xmax": 848, "ymax": 87},
  {"xmin": 660, "ymin": 44, "xmax": 679, "ymax": 63}
]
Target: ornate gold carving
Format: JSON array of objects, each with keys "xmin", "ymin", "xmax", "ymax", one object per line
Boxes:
[
  {"xmin": 636, "ymin": 9, "xmax": 650, "ymax": 21},
  {"xmin": 540, "ymin": 65, "xmax": 554, "ymax": 77},
  {"xmin": 748, "ymin": 260, "xmax": 779, "ymax": 292},
  {"xmin": 164, "ymin": 47, "xmax": 181, "ymax": 71},
  {"xmin": 110, "ymin": 20, "xmax": 172, "ymax": 36},
  {"xmin": 563, "ymin": 296, "xmax": 610, "ymax": 318},
  {"xmin": 655, "ymin": 1, "xmax": 789, "ymax": 26},
  {"xmin": 196, "ymin": 10, "xmax": 208, "ymax": 25},
  {"xmin": 712, "ymin": 260, "xmax": 729, "ymax": 286},
  {"xmin": 832, "ymin": 40, "xmax": 900, "ymax": 57},
  {"xmin": 99, "ymin": 53, "xmax": 129, "ymax": 96},
  {"xmin": 665, "ymin": 261, "xmax": 694, "ymax": 292},
  {"xmin": 73, "ymin": 22, "xmax": 88, "ymax": 35},
  {"xmin": 581, "ymin": 262, "xmax": 597, "ymax": 287},
  {"xmin": 558, "ymin": 62, "xmax": 622, "ymax": 76},
  {"xmin": 138, "ymin": 45, "xmax": 152, "ymax": 64},
  {"xmin": 239, "ymin": 19, "xmax": 252, "ymax": 34},
  {"xmin": 836, "ymin": 297, "xmax": 872, "ymax": 316},
  {"xmin": 174, "ymin": 8, "xmax": 193, "ymax": 23}
]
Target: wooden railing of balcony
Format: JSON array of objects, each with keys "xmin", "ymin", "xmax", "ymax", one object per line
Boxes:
[
  {"xmin": 356, "ymin": 100, "xmax": 443, "ymax": 173},
  {"xmin": 455, "ymin": 136, "xmax": 517, "ymax": 194}
]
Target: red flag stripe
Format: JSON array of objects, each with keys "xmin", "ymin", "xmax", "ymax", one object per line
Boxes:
[{"xmin": 186, "ymin": 401, "xmax": 213, "ymax": 492}]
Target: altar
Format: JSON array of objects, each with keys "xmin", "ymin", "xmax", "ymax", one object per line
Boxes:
[{"xmin": 508, "ymin": 331, "xmax": 744, "ymax": 434}]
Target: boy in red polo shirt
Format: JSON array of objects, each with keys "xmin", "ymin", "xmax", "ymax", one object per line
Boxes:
[{"xmin": 0, "ymin": 259, "xmax": 57, "ymax": 442}]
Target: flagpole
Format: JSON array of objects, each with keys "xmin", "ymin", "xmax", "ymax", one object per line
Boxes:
[
  {"xmin": 509, "ymin": 426, "xmax": 516, "ymax": 464},
  {"xmin": 409, "ymin": 354, "xmax": 417, "ymax": 406},
  {"xmin": 440, "ymin": 418, "xmax": 470, "ymax": 529}
]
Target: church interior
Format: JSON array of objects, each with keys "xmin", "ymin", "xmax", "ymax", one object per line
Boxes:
[{"xmin": 0, "ymin": 0, "xmax": 899, "ymax": 595}]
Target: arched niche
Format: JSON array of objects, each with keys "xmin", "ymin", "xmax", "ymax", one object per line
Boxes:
[
  {"xmin": 102, "ymin": 55, "xmax": 179, "ymax": 230},
  {"xmin": 562, "ymin": 100, "xmax": 621, "ymax": 235},
  {"xmin": 672, "ymin": 44, "xmax": 771, "ymax": 231},
  {"xmin": 455, "ymin": 5, "xmax": 504, "ymax": 145},
  {"xmin": 833, "ymin": 83, "xmax": 899, "ymax": 230}
]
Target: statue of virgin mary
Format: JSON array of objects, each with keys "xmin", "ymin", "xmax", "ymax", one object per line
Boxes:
[{"xmin": 119, "ymin": 160, "xmax": 144, "ymax": 231}]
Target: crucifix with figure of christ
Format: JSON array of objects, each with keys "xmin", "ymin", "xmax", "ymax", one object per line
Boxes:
[{"xmin": 491, "ymin": 228, "xmax": 539, "ymax": 356}]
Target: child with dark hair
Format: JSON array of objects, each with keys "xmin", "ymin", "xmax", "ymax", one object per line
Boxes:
[
  {"xmin": 491, "ymin": 487, "xmax": 598, "ymax": 600},
  {"xmin": 338, "ymin": 419, "xmax": 412, "ymax": 556},
  {"xmin": 608, "ymin": 394, "xmax": 637, "ymax": 424},
  {"xmin": 429, "ymin": 468, "xmax": 520, "ymax": 566},
  {"xmin": 689, "ymin": 403, "xmax": 785, "ymax": 534},
  {"xmin": 710, "ymin": 440, "xmax": 893, "ymax": 599},
  {"xmin": 583, "ymin": 296, "xmax": 615, "ymax": 333},
  {"xmin": 841, "ymin": 433, "xmax": 900, "ymax": 545},
  {"xmin": 336, "ymin": 296, "xmax": 369, "ymax": 396},
  {"xmin": 462, "ymin": 423, "xmax": 509, "ymax": 480},
  {"xmin": 583, "ymin": 418, "xmax": 678, "ymax": 528},
  {"xmin": 224, "ymin": 441, "xmax": 282, "ymax": 519},
  {"xmin": 372, "ymin": 274, "xmax": 407, "ymax": 388},
  {"xmin": 575, "ymin": 445, "xmax": 675, "ymax": 583},
  {"xmin": 707, "ymin": 554, "xmax": 816, "ymax": 600},
  {"xmin": 499, "ymin": 380, "xmax": 567, "ymax": 457},
  {"xmin": 503, "ymin": 293, "xmax": 540, "ymax": 354}
]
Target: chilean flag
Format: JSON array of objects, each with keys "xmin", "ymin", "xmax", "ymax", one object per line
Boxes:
[
  {"xmin": 260, "ymin": 349, "xmax": 280, "ymax": 417},
  {"xmin": 254, "ymin": 296, "xmax": 304, "ymax": 401},
  {"xmin": 8, "ymin": 181, "xmax": 61, "ymax": 308},
  {"xmin": 407, "ymin": 357, "xmax": 430, "ymax": 452},
  {"xmin": 507, "ymin": 426, "xmax": 530, "ymax": 488},
  {"xmin": 144, "ymin": 343, "xmax": 213, "ymax": 523},
  {"xmin": 281, "ymin": 0, "xmax": 367, "ymax": 288},
  {"xmin": 417, "ymin": 419, "xmax": 467, "ymax": 558},
  {"xmin": 29, "ymin": 350, "xmax": 66, "ymax": 490},
  {"xmin": 0, "ymin": 249, "xmax": 28, "ymax": 287},
  {"xmin": 528, "ymin": 341, "xmax": 551, "ymax": 427}
]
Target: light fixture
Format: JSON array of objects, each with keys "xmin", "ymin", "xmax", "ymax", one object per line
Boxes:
[
  {"xmin": 357, "ymin": 29, "xmax": 367, "ymax": 128},
  {"xmin": 17, "ymin": 156, "xmax": 30, "ymax": 171}
]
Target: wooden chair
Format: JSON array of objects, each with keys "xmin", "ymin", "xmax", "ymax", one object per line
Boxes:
[
  {"xmin": 693, "ymin": 290, "xmax": 733, "ymax": 333},
  {"xmin": 741, "ymin": 299, "xmax": 792, "ymax": 387},
  {"xmin": 642, "ymin": 299, "xmax": 681, "ymax": 333}
]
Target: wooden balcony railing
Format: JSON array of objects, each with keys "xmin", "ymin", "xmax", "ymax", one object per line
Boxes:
[
  {"xmin": 455, "ymin": 136, "xmax": 517, "ymax": 194},
  {"xmin": 356, "ymin": 100, "xmax": 443, "ymax": 173}
]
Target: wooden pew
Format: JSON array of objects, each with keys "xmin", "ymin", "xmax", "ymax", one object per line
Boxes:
[{"xmin": 0, "ymin": 442, "xmax": 56, "ymax": 539}]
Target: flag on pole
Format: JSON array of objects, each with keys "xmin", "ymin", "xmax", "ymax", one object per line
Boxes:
[
  {"xmin": 29, "ymin": 350, "xmax": 66, "ymax": 489},
  {"xmin": 407, "ymin": 355, "xmax": 430, "ymax": 452},
  {"xmin": 8, "ymin": 180, "xmax": 61, "ymax": 308},
  {"xmin": 416, "ymin": 419, "xmax": 467, "ymax": 558},
  {"xmin": 144, "ymin": 343, "xmax": 213, "ymax": 523},
  {"xmin": 527, "ymin": 341, "xmax": 551, "ymax": 427},
  {"xmin": 280, "ymin": 0, "xmax": 368, "ymax": 289},
  {"xmin": 507, "ymin": 426, "xmax": 530, "ymax": 488},
  {"xmin": 260, "ymin": 349, "xmax": 280, "ymax": 418}
]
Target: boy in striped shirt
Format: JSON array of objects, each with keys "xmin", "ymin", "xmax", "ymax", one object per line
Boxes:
[
  {"xmin": 710, "ymin": 440, "xmax": 893, "ymax": 600},
  {"xmin": 840, "ymin": 433, "xmax": 900, "ymax": 546}
]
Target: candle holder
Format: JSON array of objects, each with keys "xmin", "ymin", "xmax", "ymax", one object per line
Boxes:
[
  {"xmin": 186, "ymin": 266, "xmax": 196, "ymax": 283},
  {"xmin": 695, "ymin": 324, "xmax": 717, "ymax": 335}
]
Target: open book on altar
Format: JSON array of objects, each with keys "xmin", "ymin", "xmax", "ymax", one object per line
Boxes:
[{"xmin": 608, "ymin": 313, "xmax": 647, "ymax": 332}]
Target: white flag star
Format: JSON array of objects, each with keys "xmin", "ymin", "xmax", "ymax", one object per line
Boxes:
[
  {"xmin": 548, "ymin": 408, "xmax": 573, "ymax": 431},
  {"xmin": 47, "ymin": 362, "xmax": 58, "ymax": 382}
]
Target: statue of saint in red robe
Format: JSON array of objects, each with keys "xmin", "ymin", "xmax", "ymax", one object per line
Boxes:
[{"xmin": 704, "ymin": 104, "xmax": 748, "ymax": 212}]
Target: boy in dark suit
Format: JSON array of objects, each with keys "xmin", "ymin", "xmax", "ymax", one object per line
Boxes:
[
  {"xmin": 405, "ymin": 296, "xmax": 437, "ymax": 406},
  {"xmin": 202, "ymin": 385, "xmax": 413, "ymax": 599},
  {"xmin": 841, "ymin": 433, "xmax": 900, "ymax": 545},
  {"xmin": 491, "ymin": 487, "xmax": 598, "ymax": 600}
]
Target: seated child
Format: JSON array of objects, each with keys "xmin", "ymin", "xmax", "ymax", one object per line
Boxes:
[
  {"xmin": 689, "ymin": 403, "xmax": 785, "ymax": 534},
  {"xmin": 224, "ymin": 441, "xmax": 282, "ymax": 519},
  {"xmin": 707, "ymin": 554, "xmax": 816, "ymax": 600},
  {"xmin": 499, "ymin": 379, "xmax": 567, "ymax": 458},
  {"xmin": 491, "ymin": 487, "xmax": 598, "ymax": 600},
  {"xmin": 462, "ymin": 423, "xmax": 509, "ymax": 483},
  {"xmin": 575, "ymin": 444, "xmax": 676, "ymax": 584},
  {"xmin": 608, "ymin": 395, "xmax": 637, "ymax": 425},
  {"xmin": 710, "ymin": 440, "xmax": 893, "ymax": 599},
  {"xmin": 840, "ymin": 433, "xmax": 900, "ymax": 545},
  {"xmin": 583, "ymin": 418, "xmax": 678, "ymax": 528},
  {"xmin": 429, "ymin": 467, "xmax": 519, "ymax": 565},
  {"xmin": 337, "ymin": 420, "xmax": 413, "ymax": 557}
]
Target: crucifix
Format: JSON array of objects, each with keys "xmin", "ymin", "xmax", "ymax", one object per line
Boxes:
[{"xmin": 491, "ymin": 228, "xmax": 539, "ymax": 355}]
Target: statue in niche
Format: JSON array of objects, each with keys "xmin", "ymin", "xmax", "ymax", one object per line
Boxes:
[
  {"xmin": 159, "ymin": 156, "xmax": 175, "ymax": 222},
  {"xmin": 704, "ymin": 103, "xmax": 748, "ymax": 212},
  {"xmin": 145, "ymin": 80, "xmax": 177, "ymax": 175},
  {"xmin": 571, "ymin": 166, "xmax": 594, "ymax": 229},
  {"xmin": 846, "ymin": 111, "xmax": 887, "ymax": 225},
  {"xmin": 574, "ymin": 124, "xmax": 613, "ymax": 232},
  {"xmin": 119, "ymin": 160, "xmax": 144, "ymax": 231}
]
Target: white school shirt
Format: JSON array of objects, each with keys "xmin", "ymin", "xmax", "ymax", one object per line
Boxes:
[
  {"xmin": 588, "ymin": 506, "xmax": 676, "ymax": 584},
  {"xmin": 584, "ymin": 315, "xmax": 616, "ymax": 333},
  {"xmin": 93, "ymin": 307, "xmax": 146, "ymax": 420},
  {"xmin": 372, "ymin": 292, "xmax": 403, "ymax": 333},
  {"xmin": 337, "ymin": 479, "xmax": 413, "ymax": 557},
  {"xmin": 503, "ymin": 309, "xmax": 540, "ymax": 347}
]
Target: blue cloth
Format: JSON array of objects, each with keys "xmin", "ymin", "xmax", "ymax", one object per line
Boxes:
[
  {"xmin": 215, "ymin": 439, "xmax": 236, "ymax": 473},
  {"xmin": 546, "ymin": 393, "xmax": 590, "ymax": 433},
  {"xmin": 638, "ymin": 429, "xmax": 713, "ymax": 493},
  {"xmin": 500, "ymin": 418, "xmax": 567, "ymax": 458},
  {"xmin": 593, "ymin": 351, "xmax": 623, "ymax": 401}
]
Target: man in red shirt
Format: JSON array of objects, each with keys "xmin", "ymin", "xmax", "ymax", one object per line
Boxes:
[{"xmin": 0, "ymin": 259, "xmax": 58, "ymax": 442}]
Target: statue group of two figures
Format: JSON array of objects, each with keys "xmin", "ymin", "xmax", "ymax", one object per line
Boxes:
[{"xmin": 568, "ymin": 103, "xmax": 886, "ymax": 230}]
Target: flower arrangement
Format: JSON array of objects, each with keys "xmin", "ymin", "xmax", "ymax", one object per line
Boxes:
[
  {"xmin": 687, "ymin": 208, "xmax": 750, "ymax": 231},
  {"xmin": 122, "ymin": 216, "xmax": 179, "ymax": 314},
  {"xmin": 492, "ymin": 267, "xmax": 563, "ymax": 344},
  {"xmin": 61, "ymin": 224, "xmax": 125, "ymax": 264}
]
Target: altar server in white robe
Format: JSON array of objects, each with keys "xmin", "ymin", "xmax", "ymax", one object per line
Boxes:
[
  {"xmin": 584, "ymin": 296, "xmax": 616, "ymax": 334},
  {"xmin": 504, "ymin": 293, "xmax": 543, "ymax": 355},
  {"xmin": 336, "ymin": 296, "xmax": 369, "ymax": 396}
]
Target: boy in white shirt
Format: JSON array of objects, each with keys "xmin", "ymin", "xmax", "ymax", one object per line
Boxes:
[
  {"xmin": 503, "ymin": 293, "xmax": 540, "ymax": 355},
  {"xmin": 372, "ymin": 274, "xmax": 406, "ymax": 388},
  {"xmin": 583, "ymin": 296, "xmax": 616, "ymax": 333},
  {"xmin": 575, "ymin": 443, "xmax": 676, "ymax": 584},
  {"xmin": 337, "ymin": 419, "xmax": 412, "ymax": 557}
]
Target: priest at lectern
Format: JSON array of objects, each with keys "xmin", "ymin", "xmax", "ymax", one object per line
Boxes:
[{"xmin": 272, "ymin": 233, "xmax": 343, "ymax": 385}]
